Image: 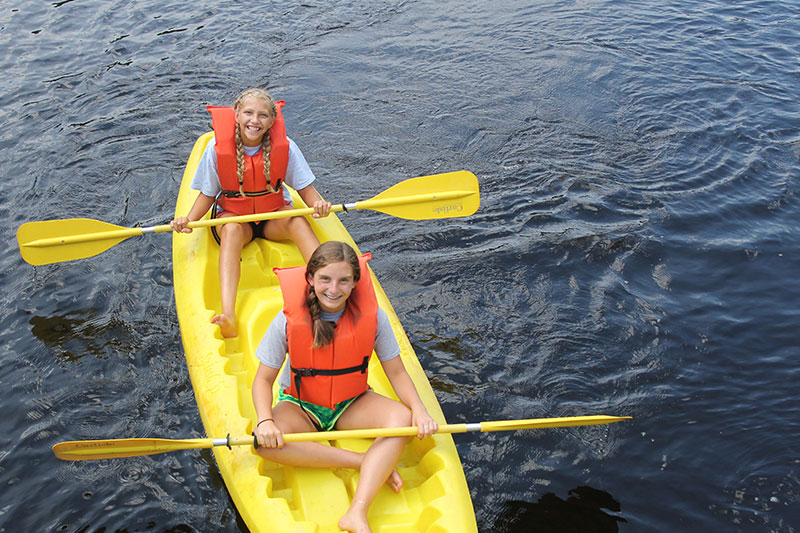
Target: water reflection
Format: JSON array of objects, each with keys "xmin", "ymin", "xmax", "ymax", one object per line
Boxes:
[
  {"xmin": 492, "ymin": 486, "xmax": 626, "ymax": 532},
  {"xmin": 29, "ymin": 311, "xmax": 133, "ymax": 363}
]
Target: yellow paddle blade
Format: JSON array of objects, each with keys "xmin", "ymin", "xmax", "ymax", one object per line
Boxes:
[
  {"xmin": 53, "ymin": 415, "xmax": 630, "ymax": 461},
  {"xmin": 53, "ymin": 437, "xmax": 216, "ymax": 460},
  {"xmin": 356, "ymin": 171, "xmax": 479, "ymax": 220},
  {"xmin": 17, "ymin": 218, "xmax": 148, "ymax": 266}
]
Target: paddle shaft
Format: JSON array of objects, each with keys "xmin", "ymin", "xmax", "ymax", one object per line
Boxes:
[
  {"xmin": 53, "ymin": 415, "xmax": 631, "ymax": 461},
  {"xmin": 22, "ymin": 190, "xmax": 474, "ymax": 249},
  {"xmin": 249, "ymin": 415, "xmax": 629, "ymax": 444}
]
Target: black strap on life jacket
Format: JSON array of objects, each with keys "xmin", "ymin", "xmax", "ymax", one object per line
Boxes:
[
  {"xmin": 219, "ymin": 180, "xmax": 283, "ymax": 198},
  {"xmin": 290, "ymin": 356, "xmax": 370, "ymax": 429}
]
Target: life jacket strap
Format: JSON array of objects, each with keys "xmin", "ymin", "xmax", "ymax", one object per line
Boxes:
[
  {"xmin": 220, "ymin": 182, "xmax": 283, "ymax": 198},
  {"xmin": 291, "ymin": 356, "xmax": 370, "ymax": 423},
  {"xmin": 291, "ymin": 356, "xmax": 369, "ymax": 379}
]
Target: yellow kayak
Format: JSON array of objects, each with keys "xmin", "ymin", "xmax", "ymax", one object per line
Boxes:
[{"xmin": 172, "ymin": 132, "xmax": 478, "ymax": 532}]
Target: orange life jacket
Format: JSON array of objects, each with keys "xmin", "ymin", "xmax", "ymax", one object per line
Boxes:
[
  {"xmin": 208, "ymin": 101, "xmax": 290, "ymax": 215},
  {"xmin": 275, "ymin": 254, "xmax": 378, "ymax": 409}
]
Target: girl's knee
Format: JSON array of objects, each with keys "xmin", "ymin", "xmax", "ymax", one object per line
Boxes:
[
  {"xmin": 220, "ymin": 222, "xmax": 243, "ymax": 236},
  {"xmin": 387, "ymin": 403, "xmax": 413, "ymax": 428},
  {"xmin": 287, "ymin": 216, "xmax": 313, "ymax": 234},
  {"xmin": 219, "ymin": 222, "xmax": 250, "ymax": 245}
]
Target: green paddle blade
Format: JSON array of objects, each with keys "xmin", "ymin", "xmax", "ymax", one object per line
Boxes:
[{"xmin": 17, "ymin": 218, "xmax": 144, "ymax": 266}]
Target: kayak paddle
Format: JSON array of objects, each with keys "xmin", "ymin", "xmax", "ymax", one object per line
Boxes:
[
  {"xmin": 53, "ymin": 415, "xmax": 630, "ymax": 461},
  {"xmin": 18, "ymin": 171, "xmax": 479, "ymax": 266}
]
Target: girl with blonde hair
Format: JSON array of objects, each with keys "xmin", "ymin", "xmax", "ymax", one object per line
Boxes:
[{"xmin": 171, "ymin": 88, "xmax": 331, "ymax": 338}]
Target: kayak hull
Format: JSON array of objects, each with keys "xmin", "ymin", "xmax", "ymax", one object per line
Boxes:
[{"xmin": 173, "ymin": 132, "xmax": 477, "ymax": 532}]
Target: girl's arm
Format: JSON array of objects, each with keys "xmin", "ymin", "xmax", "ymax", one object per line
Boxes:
[
  {"xmin": 296, "ymin": 184, "xmax": 332, "ymax": 218},
  {"xmin": 170, "ymin": 192, "xmax": 215, "ymax": 233},
  {"xmin": 381, "ymin": 356, "xmax": 438, "ymax": 439},
  {"xmin": 252, "ymin": 363, "xmax": 284, "ymax": 448}
]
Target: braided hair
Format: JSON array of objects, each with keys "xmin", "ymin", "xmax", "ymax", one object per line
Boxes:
[
  {"xmin": 305, "ymin": 241, "xmax": 361, "ymax": 348},
  {"xmin": 233, "ymin": 88, "xmax": 278, "ymax": 193}
]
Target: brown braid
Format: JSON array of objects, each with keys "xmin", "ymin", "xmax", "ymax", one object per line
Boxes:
[
  {"xmin": 305, "ymin": 242, "xmax": 361, "ymax": 348},
  {"xmin": 232, "ymin": 88, "xmax": 278, "ymax": 191}
]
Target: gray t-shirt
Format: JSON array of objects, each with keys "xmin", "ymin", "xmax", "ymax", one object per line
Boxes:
[
  {"xmin": 190, "ymin": 137, "xmax": 317, "ymax": 205},
  {"xmin": 255, "ymin": 307, "xmax": 401, "ymax": 390}
]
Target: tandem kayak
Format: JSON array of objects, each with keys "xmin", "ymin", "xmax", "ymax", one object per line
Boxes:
[{"xmin": 172, "ymin": 132, "xmax": 479, "ymax": 532}]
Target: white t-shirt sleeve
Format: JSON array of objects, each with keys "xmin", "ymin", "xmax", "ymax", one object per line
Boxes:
[
  {"xmin": 190, "ymin": 138, "xmax": 222, "ymax": 198},
  {"xmin": 283, "ymin": 138, "xmax": 316, "ymax": 193},
  {"xmin": 255, "ymin": 311, "xmax": 289, "ymax": 370},
  {"xmin": 374, "ymin": 308, "xmax": 401, "ymax": 362}
]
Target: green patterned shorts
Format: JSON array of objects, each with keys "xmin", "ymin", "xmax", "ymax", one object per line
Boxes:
[{"xmin": 276, "ymin": 389, "xmax": 362, "ymax": 431}]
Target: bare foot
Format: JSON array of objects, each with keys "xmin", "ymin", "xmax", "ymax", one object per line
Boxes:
[
  {"xmin": 338, "ymin": 501, "xmax": 371, "ymax": 533},
  {"xmin": 386, "ymin": 469, "xmax": 403, "ymax": 493},
  {"xmin": 210, "ymin": 313, "xmax": 237, "ymax": 338}
]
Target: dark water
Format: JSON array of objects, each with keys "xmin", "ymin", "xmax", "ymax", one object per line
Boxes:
[{"xmin": 2, "ymin": 1, "xmax": 799, "ymax": 531}]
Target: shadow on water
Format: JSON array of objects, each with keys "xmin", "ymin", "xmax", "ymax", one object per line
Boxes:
[
  {"xmin": 492, "ymin": 486, "xmax": 626, "ymax": 533},
  {"xmin": 198, "ymin": 448, "xmax": 250, "ymax": 532},
  {"xmin": 29, "ymin": 311, "xmax": 133, "ymax": 363}
]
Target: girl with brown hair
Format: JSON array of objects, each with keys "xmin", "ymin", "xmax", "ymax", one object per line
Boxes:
[{"xmin": 252, "ymin": 241, "xmax": 438, "ymax": 533}]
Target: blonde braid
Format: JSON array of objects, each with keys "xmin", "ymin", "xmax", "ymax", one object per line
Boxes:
[
  {"xmin": 262, "ymin": 134, "xmax": 275, "ymax": 193},
  {"xmin": 234, "ymin": 127, "xmax": 245, "ymax": 193}
]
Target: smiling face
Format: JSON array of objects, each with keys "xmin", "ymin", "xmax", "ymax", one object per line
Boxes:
[
  {"xmin": 307, "ymin": 260, "xmax": 356, "ymax": 313},
  {"xmin": 234, "ymin": 96, "xmax": 275, "ymax": 147}
]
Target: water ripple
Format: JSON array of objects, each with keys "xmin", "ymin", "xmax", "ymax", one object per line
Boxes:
[{"xmin": 2, "ymin": 1, "xmax": 800, "ymax": 531}]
